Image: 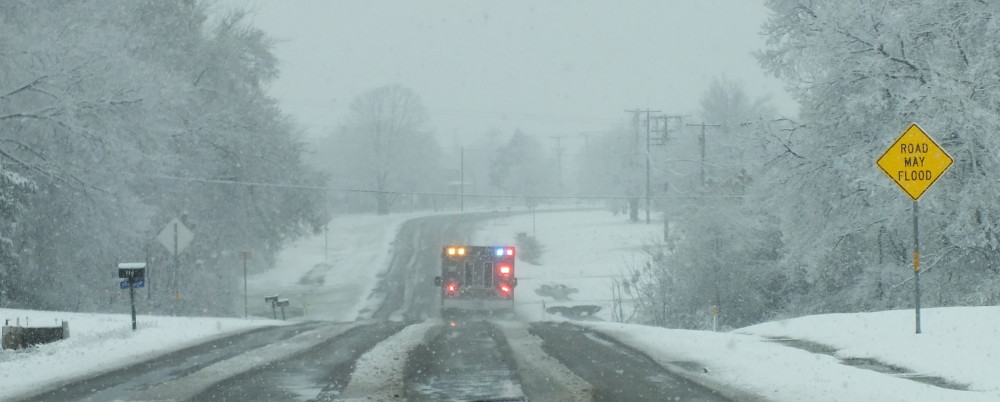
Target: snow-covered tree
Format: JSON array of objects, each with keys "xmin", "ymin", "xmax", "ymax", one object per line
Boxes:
[
  {"xmin": 321, "ymin": 84, "xmax": 440, "ymax": 215},
  {"xmin": 622, "ymin": 78, "xmax": 786, "ymax": 329},
  {"xmin": 758, "ymin": 0, "xmax": 1000, "ymax": 312},
  {"xmin": 488, "ymin": 129, "xmax": 557, "ymax": 207},
  {"xmin": 0, "ymin": 168, "xmax": 34, "ymax": 306},
  {"xmin": 573, "ymin": 123, "xmax": 645, "ymax": 221},
  {"xmin": 698, "ymin": 77, "xmax": 775, "ymax": 193},
  {"xmin": 0, "ymin": 1, "xmax": 326, "ymax": 313}
]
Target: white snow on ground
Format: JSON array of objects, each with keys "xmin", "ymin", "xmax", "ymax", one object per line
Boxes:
[
  {"xmin": 0, "ymin": 310, "xmax": 280, "ymax": 398},
  {"xmin": 740, "ymin": 307, "xmax": 1000, "ymax": 394},
  {"xmin": 476, "ymin": 209, "xmax": 1000, "ymax": 401},
  {"xmin": 2, "ymin": 208, "xmax": 1000, "ymax": 401},
  {"xmin": 474, "ymin": 209, "xmax": 660, "ymax": 322},
  {"xmin": 338, "ymin": 321, "xmax": 438, "ymax": 401},
  {"xmin": 580, "ymin": 320, "xmax": 997, "ymax": 402},
  {"xmin": 248, "ymin": 211, "xmax": 430, "ymax": 322}
]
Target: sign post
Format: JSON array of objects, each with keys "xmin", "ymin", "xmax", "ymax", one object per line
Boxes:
[
  {"xmin": 157, "ymin": 218, "xmax": 193, "ymax": 316},
  {"xmin": 265, "ymin": 295, "xmax": 280, "ymax": 319},
  {"xmin": 876, "ymin": 123, "xmax": 953, "ymax": 334},
  {"xmin": 118, "ymin": 263, "xmax": 146, "ymax": 331},
  {"xmin": 711, "ymin": 305, "xmax": 719, "ymax": 332},
  {"xmin": 240, "ymin": 250, "xmax": 250, "ymax": 319}
]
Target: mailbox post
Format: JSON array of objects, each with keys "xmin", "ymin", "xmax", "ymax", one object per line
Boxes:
[
  {"xmin": 265, "ymin": 295, "xmax": 279, "ymax": 319},
  {"xmin": 118, "ymin": 263, "xmax": 146, "ymax": 331},
  {"xmin": 276, "ymin": 298, "xmax": 289, "ymax": 320}
]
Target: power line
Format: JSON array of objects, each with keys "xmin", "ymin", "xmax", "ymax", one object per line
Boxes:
[
  {"xmin": 278, "ymin": 98, "xmax": 624, "ymax": 125},
  {"xmin": 654, "ymin": 114, "xmax": 690, "ymax": 144},
  {"xmin": 312, "ymin": 140, "xmax": 703, "ymax": 160},
  {"xmin": 309, "ymin": 127, "xmax": 645, "ymax": 141},
  {"xmin": 140, "ymin": 174, "xmax": 744, "ymax": 200}
]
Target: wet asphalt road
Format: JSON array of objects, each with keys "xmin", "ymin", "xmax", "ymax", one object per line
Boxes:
[
  {"xmin": 532, "ymin": 321, "xmax": 730, "ymax": 401},
  {"xmin": 23, "ymin": 322, "xmax": 326, "ymax": 402},
  {"xmin": 195, "ymin": 321, "xmax": 407, "ymax": 401}
]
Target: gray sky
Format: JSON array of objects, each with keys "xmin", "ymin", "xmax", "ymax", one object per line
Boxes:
[{"xmin": 216, "ymin": 0, "xmax": 796, "ymax": 145}]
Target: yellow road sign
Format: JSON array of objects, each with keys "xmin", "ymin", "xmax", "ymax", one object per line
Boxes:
[{"xmin": 877, "ymin": 123, "xmax": 953, "ymax": 200}]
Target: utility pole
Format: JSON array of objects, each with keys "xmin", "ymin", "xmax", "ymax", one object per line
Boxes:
[
  {"xmin": 626, "ymin": 108, "xmax": 661, "ymax": 224},
  {"xmin": 460, "ymin": 146, "xmax": 464, "ymax": 212},
  {"xmin": 656, "ymin": 115, "xmax": 686, "ymax": 241},
  {"xmin": 686, "ymin": 122, "xmax": 721, "ymax": 188},
  {"xmin": 550, "ymin": 135, "xmax": 567, "ymax": 189}
]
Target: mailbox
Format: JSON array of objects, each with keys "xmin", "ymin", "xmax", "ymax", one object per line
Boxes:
[{"xmin": 118, "ymin": 262, "xmax": 146, "ymax": 280}]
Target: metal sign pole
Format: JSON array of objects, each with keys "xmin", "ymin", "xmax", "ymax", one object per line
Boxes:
[
  {"xmin": 119, "ymin": 264, "xmax": 145, "ymax": 330},
  {"xmin": 129, "ymin": 279, "xmax": 137, "ymax": 331},
  {"xmin": 877, "ymin": 123, "xmax": 952, "ymax": 335},
  {"xmin": 173, "ymin": 222, "xmax": 178, "ymax": 316},
  {"xmin": 157, "ymin": 218, "xmax": 194, "ymax": 316},
  {"xmin": 241, "ymin": 251, "xmax": 250, "ymax": 319},
  {"xmin": 913, "ymin": 200, "xmax": 921, "ymax": 334}
]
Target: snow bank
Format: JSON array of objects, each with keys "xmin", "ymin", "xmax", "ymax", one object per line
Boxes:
[{"xmin": 0, "ymin": 308, "xmax": 279, "ymax": 399}]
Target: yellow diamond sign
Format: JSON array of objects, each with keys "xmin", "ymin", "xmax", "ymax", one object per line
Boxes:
[{"xmin": 877, "ymin": 123, "xmax": 953, "ymax": 201}]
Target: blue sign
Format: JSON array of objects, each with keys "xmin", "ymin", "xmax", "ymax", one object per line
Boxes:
[{"xmin": 119, "ymin": 278, "xmax": 145, "ymax": 289}]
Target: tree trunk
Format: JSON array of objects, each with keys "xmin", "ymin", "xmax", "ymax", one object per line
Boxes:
[{"xmin": 628, "ymin": 198, "xmax": 639, "ymax": 222}]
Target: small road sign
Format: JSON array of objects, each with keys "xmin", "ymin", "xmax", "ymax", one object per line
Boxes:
[
  {"xmin": 157, "ymin": 218, "xmax": 194, "ymax": 254},
  {"xmin": 876, "ymin": 123, "xmax": 953, "ymax": 200},
  {"xmin": 119, "ymin": 278, "xmax": 145, "ymax": 289}
]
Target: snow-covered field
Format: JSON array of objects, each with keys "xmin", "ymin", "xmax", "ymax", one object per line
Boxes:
[
  {"xmin": 246, "ymin": 211, "xmax": 430, "ymax": 322},
  {"xmin": 2, "ymin": 208, "xmax": 999, "ymax": 401},
  {"xmin": 479, "ymin": 210, "xmax": 1000, "ymax": 401}
]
